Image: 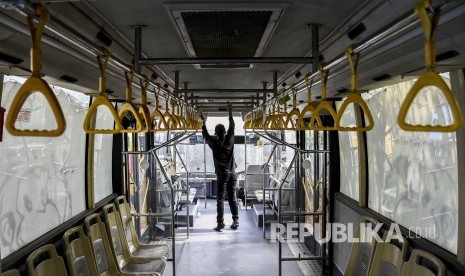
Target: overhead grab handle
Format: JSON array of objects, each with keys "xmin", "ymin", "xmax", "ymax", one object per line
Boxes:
[
  {"xmin": 264, "ymin": 100, "xmax": 278, "ymax": 131},
  {"xmin": 285, "ymin": 85, "xmax": 300, "ymax": 130},
  {"xmin": 138, "ymin": 74, "xmax": 153, "ymax": 132},
  {"xmin": 309, "ymin": 67, "xmax": 338, "ymax": 131},
  {"xmin": 336, "ymin": 47, "xmax": 374, "ymax": 131},
  {"xmin": 83, "ymin": 49, "xmax": 122, "ymax": 134},
  {"xmin": 397, "ymin": 0, "xmax": 462, "ymax": 132},
  {"xmin": 5, "ymin": 4, "xmax": 66, "ymax": 137},
  {"xmin": 168, "ymin": 100, "xmax": 180, "ymax": 130},
  {"xmin": 177, "ymin": 104, "xmax": 188, "ymax": 130},
  {"xmin": 163, "ymin": 96, "xmax": 176, "ymax": 130},
  {"xmin": 151, "ymin": 84, "xmax": 168, "ymax": 131},
  {"xmin": 243, "ymin": 112, "xmax": 252, "ymax": 129},
  {"xmin": 273, "ymin": 95, "xmax": 287, "ymax": 130},
  {"xmin": 297, "ymin": 75, "xmax": 321, "ymax": 130},
  {"xmin": 118, "ymin": 68, "xmax": 143, "ymax": 133}
]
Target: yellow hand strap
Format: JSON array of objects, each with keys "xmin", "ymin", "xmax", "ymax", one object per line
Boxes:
[
  {"xmin": 310, "ymin": 67, "xmax": 338, "ymax": 131},
  {"xmin": 415, "ymin": 0, "xmax": 440, "ymax": 69},
  {"xmin": 163, "ymin": 97, "xmax": 176, "ymax": 130},
  {"xmin": 285, "ymin": 84, "xmax": 299, "ymax": 130},
  {"xmin": 297, "ymin": 75, "xmax": 318, "ymax": 130},
  {"xmin": 178, "ymin": 105, "xmax": 188, "ymax": 129},
  {"xmin": 398, "ymin": 0, "xmax": 462, "ymax": 132},
  {"xmin": 138, "ymin": 74, "xmax": 153, "ymax": 132},
  {"xmin": 118, "ymin": 68, "xmax": 143, "ymax": 133},
  {"xmin": 264, "ymin": 102, "xmax": 276, "ymax": 130},
  {"xmin": 336, "ymin": 47, "xmax": 374, "ymax": 131},
  {"xmin": 83, "ymin": 51, "xmax": 122, "ymax": 134},
  {"xmin": 169, "ymin": 100, "xmax": 180, "ymax": 129},
  {"xmin": 275, "ymin": 94, "xmax": 288, "ymax": 130},
  {"xmin": 151, "ymin": 84, "xmax": 168, "ymax": 131},
  {"xmin": 6, "ymin": 5, "xmax": 66, "ymax": 137},
  {"xmin": 243, "ymin": 112, "xmax": 252, "ymax": 129}
]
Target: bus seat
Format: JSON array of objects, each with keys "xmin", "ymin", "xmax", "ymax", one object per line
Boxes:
[
  {"xmin": 344, "ymin": 217, "xmax": 380, "ymax": 276},
  {"xmin": 63, "ymin": 226, "xmax": 99, "ymax": 276},
  {"xmin": 368, "ymin": 231, "xmax": 408, "ymax": 276},
  {"xmin": 115, "ymin": 196, "xmax": 170, "ymax": 254},
  {"xmin": 85, "ymin": 213, "xmax": 121, "ymax": 276},
  {"xmin": 1, "ymin": 269, "xmax": 20, "ymax": 276},
  {"xmin": 179, "ymin": 187, "xmax": 196, "ymax": 205},
  {"xmin": 245, "ymin": 165, "xmax": 270, "ymax": 199},
  {"xmin": 26, "ymin": 244, "xmax": 68, "ymax": 276},
  {"xmin": 103, "ymin": 204, "xmax": 166, "ymax": 275},
  {"xmin": 400, "ymin": 249, "xmax": 446, "ymax": 276},
  {"xmin": 254, "ymin": 190, "xmax": 271, "ymax": 203},
  {"xmin": 271, "ymin": 166, "xmax": 295, "ymax": 208},
  {"xmin": 84, "ymin": 213, "xmax": 160, "ymax": 276}
]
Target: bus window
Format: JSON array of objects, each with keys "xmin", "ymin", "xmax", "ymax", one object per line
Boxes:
[
  {"xmin": 0, "ymin": 76, "xmax": 88, "ymax": 257},
  {"xmin": 365, "ymin": 74, "xmax": 458, "ymax": 254}
]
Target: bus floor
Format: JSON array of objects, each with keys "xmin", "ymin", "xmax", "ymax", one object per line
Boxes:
[{"xmin": 162, "ymin": 199, "xmax": 318, "ymax": 276}]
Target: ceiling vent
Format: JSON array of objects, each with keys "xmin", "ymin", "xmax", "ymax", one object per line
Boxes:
[{"xmin": 166, "ymin": 3, "xmax": 286, "ymax": 69}]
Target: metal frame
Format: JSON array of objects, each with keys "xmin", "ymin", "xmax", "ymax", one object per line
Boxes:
[
  {"xmin": 121, "ymin": 130, "xmax": 197, "ymax": 276},
  {"xmin": 251, "ymin": 2, "xmax": 465, "ymax": 112},
  {"xmin": 4, "ymin": 7, "xmax": 192, "ymax": 108},
  {"xmin": 243, "ymin": 132, "xmax": 277, "ymax": 211},
  {"xmin": 139, "ymin": 57, "xmax": 314, "ymax": 65},
  {"xmin": 251, "ymin": 122, "xmax": 331, "ymax": 275},
  {"xmin": 262, "ymin": 143, "xmax": 278, "ymax": 236},
  {"xmin": 173, "ymin": 145, "xmax": 191, "ymax": 238}
]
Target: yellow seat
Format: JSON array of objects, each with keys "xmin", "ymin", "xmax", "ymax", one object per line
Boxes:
[
  {"xmin": 85, "ymin": 214, "xmax": 121, "ymax": 276},
  {"xmin": 84, "ymin": 213, "xmax": 160, "ymax": 276},
  {"xmin": 26, "ymin": 244, "xmax": 68, "ymax": 276},
  {"xmin": 1, "ymin": 269, "xmax": 20, "ymax": 276},
  {"xmin": 368, "ymin": 231, "xmax": 408, "ymax": 276},
  {"xmin": 400, "ymin": 249, "xmax": 445, "ymax": 276},
  {"xmin": 114, "ymin": 196, "xmax": 171, "ymax": 257},
  {"xmin": 103, "ymin": 204, "xmax": 166, "ymax": 276},
  {"xmin": 64, "ymin": 226, "xmax": 99, "ymax": 276},
  {"xmin": 344, "ymin": 217, "xmax": 380, "ymax": 276}
]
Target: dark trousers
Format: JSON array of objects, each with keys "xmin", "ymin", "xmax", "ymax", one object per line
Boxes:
[{"xmin": 216, "ymin": 172, "xmax": 239, "ymax": 223}]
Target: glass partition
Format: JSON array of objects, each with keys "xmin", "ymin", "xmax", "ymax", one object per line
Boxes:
[
  {"xmin": 0, "ymin": 76, "xmax": 87, "ymax": 258},
  {"xmin": 365, "ymin": 74, "xmax": 458, "ymax": 253},
  {"xmin": 336, "ymin": 102, "xmax": 359, "ymax": 201}
]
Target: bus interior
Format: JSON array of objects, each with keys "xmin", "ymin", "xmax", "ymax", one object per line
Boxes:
[{"xmin": 1, "ymin": 0, "xmax": 465, "ymax": 275}]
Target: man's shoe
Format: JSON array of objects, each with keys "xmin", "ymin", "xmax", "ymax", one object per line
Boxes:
[
  {"xmin": 214, "ymin": 222, "xmax": 225, "ymax": 231},
  {"xmin": 230, "ymin": 220, "xmax": 239, "ymax": 230}
]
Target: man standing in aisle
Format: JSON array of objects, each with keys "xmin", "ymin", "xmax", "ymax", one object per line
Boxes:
[{"xmin": 201, "ymin": 107, "xmax": 239, "ymax": 231}]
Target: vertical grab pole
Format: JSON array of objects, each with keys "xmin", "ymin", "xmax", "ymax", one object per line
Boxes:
[
  {"xmin": 174, "ymin": 145, "xmax": 190, "ymax": 238},
  {"xmin": 263, "ymin": 143, "xmax": 278, "ymax": 238},
  {"xmin": 245, "ymin": 128, "xmax": 248, "ymax": 211},
  {"xmin": 152, "ymin": 151, "xmax": 176, "ymax": 276},
  {"xmin": 204, "ymin": 137, "xmax": 207, "ymax": 208},
  {"xmin": 322, "ymin": 151, "xmax": 328, "ymax": 275},
  {"xmin": 278, "ymin": 152, "xmax": 298, "ymax": 276}
]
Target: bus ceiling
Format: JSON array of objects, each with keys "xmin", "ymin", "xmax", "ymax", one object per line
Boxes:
[{"xmin": 0, "ymin": 0, "xmax": 465, "ymax": 116}]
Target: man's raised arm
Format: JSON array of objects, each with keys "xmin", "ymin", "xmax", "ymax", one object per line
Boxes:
[
  {"xmin": 227, "ymin": 107, "xmax": 235, "ymax": 137},
  {"xmin": 200, "ymin": 113, "xmax": 211, "ymax": 143}
]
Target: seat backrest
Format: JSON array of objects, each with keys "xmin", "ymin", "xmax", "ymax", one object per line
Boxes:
[
  {"xmin": 281, "ymin": 168, "xmax": 295, "ymax": 207},
  {"xmin": 63, "ymin": 226, "xmax": 99, "ymax": 276},
  {"xmin": 368, "ymin": 231, "xmax": 408, "ymax": 276},
  {"xmin": 1, "ymin": 269, "xmax": 20, "ymax": 276},
  {"xmin": 400, "ymin": 249, "xmax": 445, "ymax": 276},
  {"xmin": 245, "ymin": 165, "xmax": 269, "ymax": 193},
  {"xmin": 84, "ymin": 213, "xmax": 121, "ymax": 276},
  {"xmin": 344, "ymin": 217, "xmax": 380, "ymax": 276},
  {"xmin": 26, "ymin": 244, "xmax": 69, "ymax": 276},
  {"xmin": 115, "ymin": 196, "xmax": 141, "ymax": 252},
  {"xmin": 103, "ymin": 204, "xmax": 133, "ymax": 269}
]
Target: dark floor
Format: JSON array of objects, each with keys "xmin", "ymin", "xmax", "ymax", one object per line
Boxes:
[{"xmin": 162, "ymin": 199, "xmax": 314, "ymax": 276}]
